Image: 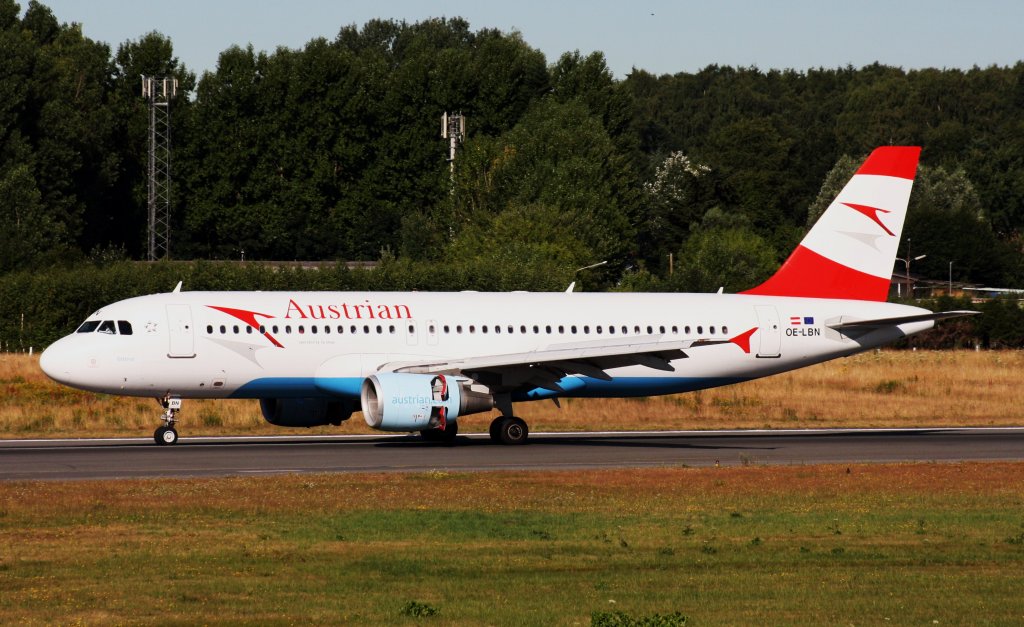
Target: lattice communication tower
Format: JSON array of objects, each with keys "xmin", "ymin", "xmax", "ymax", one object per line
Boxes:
[{"xmin": 142, "ymin": 76, "xmax": 177, "ymax": 260}]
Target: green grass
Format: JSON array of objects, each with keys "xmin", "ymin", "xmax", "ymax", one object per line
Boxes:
[{"xmin": 2, "ymin": 464, "xmax": 1024, "ymax": 624}]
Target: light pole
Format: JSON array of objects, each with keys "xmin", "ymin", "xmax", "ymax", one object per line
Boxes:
[
  {"xmin": 566, "ymin": 260, "xmax": 608, "ymax": 293},
  {"xmin": 895, "ymin": 254, "xmax": 926, "ymax": 298},
  {"xmin": 949, "ymin": 261, "xmax": 953, "ymax": 295}
]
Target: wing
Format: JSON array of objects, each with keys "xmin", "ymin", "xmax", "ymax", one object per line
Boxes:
[{"xmin": 377, "ymin": 328, "xmax": 757, "ymax": 394}]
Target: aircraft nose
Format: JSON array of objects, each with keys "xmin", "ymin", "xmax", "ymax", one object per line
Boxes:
[{"xmin": 39, "ymin": 337, "xmax": 73, "ymax": 385}]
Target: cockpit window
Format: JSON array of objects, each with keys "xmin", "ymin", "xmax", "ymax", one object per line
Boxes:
[
  {"xmin": 117, "ymin": 321, "xmax": 133, "ymax": 335},
  {"xmin": 97, "ymin": 320, "xmax": 116, "ymax": 335},
  {"xmin": 76, "ymin": 320, "xmax": 101, "ymax": 333}
]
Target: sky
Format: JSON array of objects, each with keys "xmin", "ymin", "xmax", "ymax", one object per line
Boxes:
[{"xmin": 35, "ymin": 0, "xmax": 1024, "ymax": 79}]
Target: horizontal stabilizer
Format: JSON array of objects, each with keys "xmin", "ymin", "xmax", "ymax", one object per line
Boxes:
[{"xmin": 827, "ymin": 310, "xmax": 978, "ymax": 330}]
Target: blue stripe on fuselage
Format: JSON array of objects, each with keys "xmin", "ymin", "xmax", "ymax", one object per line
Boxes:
[{"xmin": 231, "ymin": 375, "xmax": 750, "ymax": 401}]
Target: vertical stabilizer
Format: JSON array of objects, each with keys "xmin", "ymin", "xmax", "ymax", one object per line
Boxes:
[{"xmin": 743, "ymin": 146, "xmax": 921, "ymax": 301}]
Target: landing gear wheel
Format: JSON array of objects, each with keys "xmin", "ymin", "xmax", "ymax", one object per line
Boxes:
[
  {"xmin": 154, "ymin": 395, "xmax": 182, "ymax": 445},
  {"xmin": 154, "ymin": 426, "xmax": 178, "ymax": 446},
  {"xmin": 493, "ymin": 416, "xmax": 528, "ymax": 445}
]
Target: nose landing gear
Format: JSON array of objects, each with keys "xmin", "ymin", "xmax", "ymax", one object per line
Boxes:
[{"xmin": 154, "ymin": 395, "xmax": 182, "ymax": 445}]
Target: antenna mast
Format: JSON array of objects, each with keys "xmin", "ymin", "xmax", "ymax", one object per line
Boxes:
[
  {"xmin": 441, "ymin": 111, "xmax": 466, "ymax": 189},
  {"xmin": 142, "ymin": 76, "xmax": 177, "ymax": 260}
]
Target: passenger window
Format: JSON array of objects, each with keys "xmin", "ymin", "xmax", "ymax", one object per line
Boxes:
[
  {"xmin": 117, "ymin": 321, "xmax": 133, "ymax": 335},
  {"xmin": 596, "ymin": 326, "xmax": 603, "ymax": 334},
  {"xmin": 545, "ymin": 325, "xmax": 551, "ymax": 334},
  {"xmin": 206, "ymin": 325, "xmax": 213, "ymax": 334},
  {"xmin": 609, "ymin": 326, "xmax": 615, "ymax": 334},
  {"xmin": 672, "ymin": 326, "xmax": 678, "ymax": 334},
  {"xmin": 444, "ymin": 325, "xmax": 450, "ymax": 334},
  {"xmin": 98, "ymin": 320, "xmax": 116, "ymax": 335},
  {"xmin": 520, "ymin": 325, "xmax": 526, "ymax": 334},
  {"xmin": 285, "ymin": 326, "xmax": 292, "ymax": 334},
  {"xmin": 558, "ymin": 325, "xmax": 564, "ymax": 334},
  {"xmin": 389, "ymin": 325, "xmax": 395, "ymax": 334},
  {"xmin": 532, "ymin": 325, "xmax": 539, "ymax": 334},
  {"xmin": 646, "ymin": 326, "xmax": 653, "ymax": 334},
  {"xmin": 710, "ymin": 326, "xmax": 716, "ymax": 335},
  {"xmin": 272, "ymin": 325, "xmax": 279, "ymax": 334},
  {"xmin": 482, "ymin": 325, "xmax": 488, "ymax": 333},
  {"xmin": 311, "ymin": 326, "xmax": 317, "ymax": 334},
  {"xmin": 233, "ymin": 325, "xmax": 240, "ymax": 334},
  {"xmin": 457, "ymin": 325, "xmax": 463, "ymax": 334},
  {"xmin": 337, "ymin": 326, "xmax": 344, "ymax": 334},
  {"xmin": 685, "ymin": 326, "xmax": 691, "ymax": 334},
  {"xmin": 76, "ymin": 321, "xmax": 101, "ymax": 333},
  {"xmin": 219, "ymin": 325, "xmax": 226, "ymax": 334},
  {"xmin": 723, "ymin": 326, "xmax": 729, "ymax": 334},
  {"xmin": 571, "ymin": 325, "xmax": 578, "ymax": 334},
  {"xmin": 495, "ymin": 325, "xmax": 501, "ymax": 334},
  {"xmin": 298, "ymin": 326, "xmax": 304, "ymax": 334},
  {"xmin": 324, "ymin": 326, "xmax": 330, "ymax": 334},
  {"xmin": 470, "ymin": 325, "xmax": 476, "ymax": 334},
  {"xmin": 659, "ymin": 326, "xmax": 665, "ymax": 334},
  {"xmin": 697, "ymin": 326, "xmax": 703, "ymax": 334},
  {"xmin": 584, "ymin": 325, "xmax": 590, "ymax": 334},
  {"xmin": 246, "ymin": 326, "xmax": 253, "ymax": 334}
]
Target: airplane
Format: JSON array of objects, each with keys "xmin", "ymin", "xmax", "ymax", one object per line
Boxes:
[{"xmin": 40, "ymin": 146, "xmax": 974, "ymax": 446}]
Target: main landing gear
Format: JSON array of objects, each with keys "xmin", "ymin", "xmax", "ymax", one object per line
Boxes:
[
  {"xmin": 154, "ymin": 395, "xmax": 182, "ymax": 446},
  {"xmin": 489, "ymin": 416, "xmax": 529, "ymax": 445}
]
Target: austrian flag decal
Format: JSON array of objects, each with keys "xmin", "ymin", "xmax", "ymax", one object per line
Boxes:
[{"xmin": 789, "ymin": 316, "xmax": 815, "ymax": 325}]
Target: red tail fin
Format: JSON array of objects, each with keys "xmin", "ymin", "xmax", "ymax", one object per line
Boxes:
[{"xmin": 743, "ymin": 146, "xmax": 921, "ymax": 301}]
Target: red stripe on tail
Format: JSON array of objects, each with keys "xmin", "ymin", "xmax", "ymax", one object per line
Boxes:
[
  {"xmin": 855, "ymin": 146, "xmax": 921, "ymax": 180},
  {"xmin": 741, "ymin": 245, "xmax": 891, "ymax": 301}
]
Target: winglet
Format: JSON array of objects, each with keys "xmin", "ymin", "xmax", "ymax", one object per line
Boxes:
[{"xmin": 729, "ymin": 327, "xmax": 758, "ymax": 354}]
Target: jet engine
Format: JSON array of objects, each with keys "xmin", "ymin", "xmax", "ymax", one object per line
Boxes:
[
  {"xmin": 361, "ymin": 373, "xmax": 493, "ymax": 431},
  {"xmin": 259, "ymin": 398, "xmax": 353, "ymax": 427}
]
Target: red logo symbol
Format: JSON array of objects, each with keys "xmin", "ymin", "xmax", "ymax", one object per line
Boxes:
[
  {"xmin": 207, "ymin": 305, "xmax": 284, "ymax": 348},
  {"xmin": 843, "ymin": 203, "xmax": 894, "ymax": 236}
]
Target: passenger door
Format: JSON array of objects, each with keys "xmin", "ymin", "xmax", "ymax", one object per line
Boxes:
[{"xmin": 166, "ymin": 304, "xmax": 196, "ymax": 358}]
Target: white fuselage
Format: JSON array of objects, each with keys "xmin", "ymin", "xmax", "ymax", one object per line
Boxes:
[{"xmin": 40, "ymin": 290, "xmax": 932, "ymax": 405}]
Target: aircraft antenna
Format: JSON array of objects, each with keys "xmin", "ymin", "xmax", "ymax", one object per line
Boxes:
[{"xmin": 142, "ymin": 76, "xmax": 178, "ymax": 260}]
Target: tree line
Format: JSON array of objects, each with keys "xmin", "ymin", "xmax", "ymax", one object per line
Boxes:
[{"xmin": 2, "ymin": 1, "xmax": 1024, "ymax": 296}]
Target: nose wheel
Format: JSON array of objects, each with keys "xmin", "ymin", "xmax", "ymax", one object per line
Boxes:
[
  {"xmin": 154, "ymin": 395, "xmax": 182, "ymax": 446},
  {"xmin": 154, "ymin": 425, "xmax": 178, "ymax": 445}
]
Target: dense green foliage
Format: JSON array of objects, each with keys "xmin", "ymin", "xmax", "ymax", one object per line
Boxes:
[{"xmin": 2, "ymin": 1, "xmax": 1024, "ymax": 347}]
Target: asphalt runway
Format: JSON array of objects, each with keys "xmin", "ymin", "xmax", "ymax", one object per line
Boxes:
[{"xmin": 2, "ymin": 427, "xmax": 1022, "ymax": 481}]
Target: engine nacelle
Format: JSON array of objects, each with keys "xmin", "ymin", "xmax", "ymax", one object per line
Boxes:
[
  {"xmin": 259, "ymin": 397, "xmax": 353, "ymax": 428},
  {"xmin": 361, "ymin": 373, "xmax": 493, "ymax": 432}
]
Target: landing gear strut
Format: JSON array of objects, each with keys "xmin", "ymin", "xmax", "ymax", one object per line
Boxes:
[
  {"xmin": 489, "ymin": 416, "xmax": 529, "ymax": 445},
  {"xmin": 154, "ymin": 395, "xmax": 182, "ymax": 446}
]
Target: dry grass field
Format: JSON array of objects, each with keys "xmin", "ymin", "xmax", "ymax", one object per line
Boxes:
[
  {"xmin": 2, "ymin": 350, "xmax": 1021, "ymax": 439},
  {"xmin": 2, "ymin": 463, "xmax": 1023, "ymax": 623}
]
